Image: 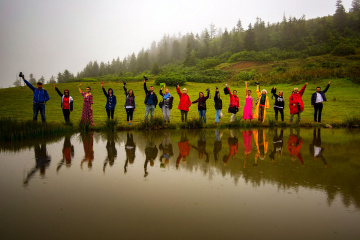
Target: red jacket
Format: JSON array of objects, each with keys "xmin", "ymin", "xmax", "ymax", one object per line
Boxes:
[
  {"xmin": 289, "ymin": 84, "xmax": 307, "ymax": 114},
  {"xmin": 287, "ymin": 134, "xmax": 304, "ymax": 165},
  {"xmin": 227, "ymin": 86, "xmax": 239, "ymax": 108},
  {"xmin": 177, "ymin": 141, "xmax": 191, "ymax": 166},
  {"xmin": 177, "ymin": 87, "xmax": 191, "ymax": 111}
]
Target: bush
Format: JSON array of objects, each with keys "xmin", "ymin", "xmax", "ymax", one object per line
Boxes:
[
  {"xmin": 303, "ymin": 44, "xmax": 332, "ymax": 56},
  {"xmin": 332, "ymin": 44, "xmax": 356, "ymax": 56},
  {"xmin": 196, "ymin": 57, "xmax": 221, "ymax": 70},
  {"xmin": 155, "ymin": 75, "xmax": 186, "ymax": 86},
  {"xmin": 238, "ymin": 70, "xmax": 258, "ymax": 81}
]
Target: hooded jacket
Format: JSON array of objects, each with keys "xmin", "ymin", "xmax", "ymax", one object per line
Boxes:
[
  {"xmin": 102, "ymin": 87, "xmax": 117, "ymax": 110},
  {"xmin": 55, "ymin": 87, "xmax": 73, "ymax": 111},
  {"xmin": 24, "ymin": 79, "xmax": 50, "ymax": 104},
  {"xmin": 192, "ymin": 91, "xmax": 210, "ymax": 110},
  {"xmin": 289, "ymin": 84, "xmax": 307, "ymax": 114},
  {"xmin": 176, "ymin": 87, "xmax": 191, "ymax": 111},
  {"xmin": 288, "ymin": 133, "xmax": 304, "ymax": 165}
]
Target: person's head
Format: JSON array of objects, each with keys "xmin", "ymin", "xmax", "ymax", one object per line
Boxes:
[
  {"xmin": 261, "ymin": 89, "xmax": 267, "ymax": 95},
  {"xmin": 260, "ymin": 154, "xmax": 265, "ymax": 160},
  {"xmin": 294, "ymin": 87, "xmax": 299, "ymax": 94},
  {"xmin": 37, "ymin": 82, "xmax": 43, "ymax": 90},
  {"xmin": 150, "ymin": 160, "xmax": 154, "ymax": 167},
  {"xmin": 128, "ymin": 89, "xmax": 134, "ymax": 97},
  {"xmin": 64, "ymin": 89, "xmax": 69, "ymax": 97},
  {"xmin": 165, "ymin": 88, "xmax": 169, "ymax": 94},
  {"xmin": 86, "ymin": 86, "xmax": 91, "ymax": 93},
  {"xmin": 279, "ymin": 91, "xmax": 283, "ymax": 96},
  {"xmin": 182, "ymin": 157, "xmax": 187, "ymax": 163},
  {"xmin": 149, "ymin": 86, "xmax": 154, "ymax": 92},
  {"xmin": 290, "ymin": 155, "xmax": 296, "ymax": 161},
  {"xmin": 316, "ymin": 87, "xmax": 321, "ymax": 93},
  {"xmin": 108, "ymin": 88, "xmax": 113, "ymax": 95},
  {"xmin": 247, "ymin": 90, "xmax": 252, "ymax": 96},
  {"xmin": 199, "ymin": 92, "xmax": 204, "ymax": 98},
  {"xmin": 233, "ymin": 90, "xmax": 237, "ymax": 96},
  {"xmin": 182, "ymin": 88, "xmax": 187, "ymax": 94}
]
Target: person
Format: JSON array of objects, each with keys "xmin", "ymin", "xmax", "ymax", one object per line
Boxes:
[
  {"xmin": 101, "ymin": 83, "xmax": 117, "ymax": 120},
  {"xmin": 144, "ymin": 79, "xmax": 158, "ymax": 122},
  {"xmin": 103, "ymin": 133, "xmax": 117, "ymax": 173},
  {"xmin": 214, "ymin": 88, "xmax": 223, "ymax": 124},
  {"xmin": 243, "ymin": 81, "xmax": 253, "ymax": 122},
  {"xmin": 123, "ymin": 83, "xmax": 135, "ymax": 125},
  {"xmin": 254, "ymin": 84, "xmax": 269, "ymax": 122},
  {"xmin": 159, "ymin": 87, "xmax": 174, "ymax": 123},
  {"xmin": 311, "ymin": 82, "xmax": 331, "ymax": 123},
  {"xmin": 176, "ymin": 130, "xmax": 191, "ymax": 168},
  {"xmin": 192, "ymin": 89, "xmax": 210, "ymax": 123},
  {"xmin": 191, "ymin": 130, "xmax": 209, "ymax": 163},
  {"xmin": 176, "ymin": 85, "xmax": 192, "ymax": 122},
  {"xmin": 21, "ymin": 74, "xmax": 50, "ymax": 122},
  {"xmin": 223, "ymin": 130, "xmax": 239, "ymax": 166},
  {"xmin": 271, "ymin": 86, "xmax": 285, "ymax": 121},
  {"xmin": 78, "ymin": 84, "xmax": 95, "ymax": 126},
  {"xmin": 213, "ymin": 129, "xmax": 223, "ymax": 163},
  {"xmin": 288, "ymin": 128, "xmax": 303, "ymax": 165},
  {"xmin": 225, "ymin": 84, "xmax": 239, "ymax": 123},
  {"xmin": 253, "ymin": 129, "xmax": 268, "ymax": 166},
  {"xmin": 80, "ymin": 132, "xmax": 94, "ymax": 169},
  {"xmin": 289, "ymin": 83, "xmax": 308, "ymax": 123},
  {"xmin": 54, "ymin": 84, "xmax": 73, "ymax": 123},
  {"xmin": 269, "ymin": 128, "xmax": 284, "ymax": 162},
  {"xmin": 242, "ymin": 130, "xmax": 253, "ymax": 168},
  {"xmin": 56, "ymin": 134, "xmax": 75, "ymax": 172},
  {"xmin": 159, "ymin": 131, "xmax": 174, "ymax": 168},
  {"xmin": 124, "ymin": 132, "xmax": 136, "ymax": 173},
  {"xmin": 309, "ymin": 128, "xmax": 327, "ymax": 167}
]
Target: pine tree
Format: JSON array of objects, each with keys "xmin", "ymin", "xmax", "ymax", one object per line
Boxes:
[
  {"xmin": 236, "ymin": 19, "xmax": 244, "ymax": 32},
  {"xmin": 351, "ymin": 0, "xmax": 360, "ymax": 12},
  {"xmin": 209, "ymin": 23, "xmax": 216, "ymax": 39},
  {"xmin": 29, "ymin": 73, "xmax": 36, "ymax": 85},
  {"xmin": 151, "ymin": 62, "xmax": 160, "ymax": 75},
  {"xmin": 244, "ymin": 24, "xmax": 257, "ymax": 51},
  {"xmin": 334, "ymin": 0, "xmax": 347, "ymax": 31},
  {"xmin": 38, "ymin": 76, "xmax": 45, "ymax": 83}
]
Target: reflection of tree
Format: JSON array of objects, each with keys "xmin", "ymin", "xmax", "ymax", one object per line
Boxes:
[
  {"xmin": 269, "ymin": 128, "xmax": 283, "ymax": 162},
  {"xmin": 124, "ymin": 132, "xmax": 136, "ymax": 173},
  {"xmin": 80, "ymin": 132, "xmax": 94, "ymax": 169},
  {"xmin": 309, "ymin": 128, "xmax": 327, "ymax": 167},
  {"xmin": 191, "ymin": 130, "xmax": 209, "ymax": 163},
  {"xmin": 159, "ymin": 131, "xmax": 173, "ymax": 168},
  {"xmin": 288, "ymin": 128, "xmax": 303, "ymax": 165},
  {"xmin": 103, "ymin": 133, "xmax": 118, "ymax": 173},
  {"xmin": 23, "ymin": 143, "xmax": 51, "ymax": 186},
  {"xmin": 57, "ymin": 135, "xmax": 75, "ymax": 172}
]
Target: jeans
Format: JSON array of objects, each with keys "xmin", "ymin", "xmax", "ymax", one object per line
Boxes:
[
  {"xmin": 290, "ymin": 111, "xmax": 302, "ymax": 122},
  {"xmin": 181, "ymin": 110, "xmax": 188, "ymax": 122},
  {"xmin": 162, "ymin": 106, "xmax": 171, "ymax": 122},
  {"xmin": 106, "ymin": 109, "xmax": 115, "ymax": 119},
  {"xmin": 198, "ymin": 110, "xmax": 206, "ymax": 123},
  {"xmin": 126, "ymin": 108, "xmax": 134, "ymax": 121},
  {"xmin": 274, "ymin": 107, "xmax": 284, "ymax": 121},
  {"xmin": 33, "ymin": 103, "xmax": 46, "ymax": 122},
  {"xmin": 314, "ymin": 103, "xmax": 323, "ymax": 122},
  {"xmin": 215, "ymin": 109, "xmax": 221, "ymax": 123},
  {"xmin": 62, "ymin": 109, "xmax": 70, "ymax": 122},
  {"xmin": 145, "ymin": 105, "xmax": 155, "ymax": 122}
]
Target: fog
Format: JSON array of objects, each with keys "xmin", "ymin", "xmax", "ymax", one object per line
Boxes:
[{"xmin": 0, "ymin": 0, "xmax": 353, "ymax": 88}]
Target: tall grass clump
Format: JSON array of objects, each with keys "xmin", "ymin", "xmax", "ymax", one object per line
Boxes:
[
  {"xmin": 137, "ymin": 117, "xmax": 166, "ymax": 130},
  {"xmin": 342, "ymin": 116, "xmax": 360, "ymax": 127},
  {"xmin": 101, "ymin": 118, "xmax": 119, "ymax": 132},
  {"xmin": 180, "ymin": 118, "xmax": 204, "ymax": 129}
]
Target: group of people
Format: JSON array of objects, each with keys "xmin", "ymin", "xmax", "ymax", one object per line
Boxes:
[{"xmin": 21, "ymin": 73, "xmax": 331, "ymax": 124}]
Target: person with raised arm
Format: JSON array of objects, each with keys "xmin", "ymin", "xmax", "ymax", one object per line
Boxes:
[
  {"xmin": 159, "ymin": 87, "xmax": 174, "ymax": 123},
  {"xmin": 214, "ymin": 87, "xmax": 223, "ymax": 124},
  {"xmin": 254, "ymin": 84, "xmax": 269, "ymax": 122},
  {"xmin": 271, "ymin": 86, "xmax": 285, "ymax": 122},
  {"xmin": 176, "ymin": 84, "xmax": 191, "ymax": 122},
  {"xmin": 242, "ymin": 81, "xmax": 253, "ymax": 122},
  {"xmin": 289, "ymin": 83, "xmax": 308, "ymax": 123},
  {"xmin": 101, "ymin": 83, "xmax": 117, "ymax": 120},
  {"xmin": 144, "ymin": 78, "xmax": 158, "ymax": 122},
  {"xmin": 311, "ymin": 82, "xmax": 331, "ymax": 123},
  {"xmin": 225, "ymin": 84, "xmax": 239, "ymax": 123},
  {"xmin": 78, "ymin": 84, "xmax": 95, "ymax": 126},
  {"xmin": 123, "ymin": 83, "xmax": 135, "ymax": 125},
  {"xmin": 54, "ymin": 84, "xmax": 73, "ymax": 122},
  {"xmin": 192, "ymin": 89, "xmax": 210, "ymax": 124}
]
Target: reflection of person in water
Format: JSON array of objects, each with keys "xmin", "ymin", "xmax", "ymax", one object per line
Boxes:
[
  {"xmin": 124, "ymin": 132, "xmax": 136, "ymax": 173},
  {"xmin": 57, "ymin": 135, "xmax": 75, "ymax": 172},
  {"xmin": 103, "ymin": 133, "xmax": 118, "ymax": 173},
  {"xmin": 159, "ymin": 132, "xmax": 173, "ymax": 168},
  {"xmin": 242, "ymin": 130, "xmax": 253, "ymax": 168},
  {"xmin": 253, "ymin": 129, "xmax": 268, "ymax": 166},
  {"xmin": 176, "ymin": 131, "xmax": 191, "ymax": 169},
  {"xmin": 309, "ymin": 128, "xmax": 327, "ymax": 167},
  {"xmin": 191, "ymin": 130, "xmax": 209, "ymax": 163},
  {"xmin": 23, "ymin": 143, "xmax": 51, "ymax": 186},
  {"xmin": 144, "ymin": 136, "xmax": 158, "ymax": 177},
  {"xmin": 223, "ymin": 130, "xmax": 239, "ymax": 166},
  {"xmin": 288, "ymin": 128, "xmax": 303, "ymax": 165},
  {"xmin": 80, "ymin": 132, "xmax": 94, "ymax": 169},
  {"xmin": 269, "ymin": 128, "xmax": 284, "ymax": 162},
  {"xmin": 213, "ymin": 129, "xmax": 223, "ymax": 164}
]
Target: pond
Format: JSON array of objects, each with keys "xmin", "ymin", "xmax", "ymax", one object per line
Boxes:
[{"xmin": 1, "ymin": 128, "xmax": 360, "ymax": 239}]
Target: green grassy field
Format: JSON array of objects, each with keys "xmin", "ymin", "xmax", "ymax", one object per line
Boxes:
[{"xmin": 0, "ymin": 78, "xmax": 359, "ymax": 127}]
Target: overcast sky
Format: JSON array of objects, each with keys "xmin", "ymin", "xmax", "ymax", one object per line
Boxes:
[{"xmin": 0, "ymin": 0, "xmax": 353, "ymax": 88}]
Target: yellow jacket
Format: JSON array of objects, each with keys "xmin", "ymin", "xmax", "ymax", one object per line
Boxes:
[{"xmin": 253, "ymin": 90, "xmax": 269, "ymax": 122}]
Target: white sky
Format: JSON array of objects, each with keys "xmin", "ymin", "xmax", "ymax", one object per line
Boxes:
[{"xmin": 0, "ymin": 0, "xmax": 353, "ymax": 88}]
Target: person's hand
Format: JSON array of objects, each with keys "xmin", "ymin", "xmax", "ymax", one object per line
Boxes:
[
  {"xmin": 54, "ymin": 84, "xmax": 56, "ymax": 88},
  {"xmin": 101, "ymin": 82, "xmax": 104, "ymax": 88},
  {"xmin": 306, "ymin": 83, "xmax": 308, "ymax": 85},
  {"xmin": 293, "ymin": 104, "xmax": 296, "ymax": 107},
  {"xmin": 78, "ymin": 84, "xmax": 81, "ymax": 87},
  {"xmin": 329, "ymin": 81, "xmax": 331, "ymax": 84},
  {"xmin": 312, "ymin": 105, "xmax": 314, "ymax": 107},
  {"xmin": 176, "ymin": 84, "xmax": 179, "ymax": 88},
  {"xmin": 160, "ymin": 87, "xmax": 163, "ymax": 90}
]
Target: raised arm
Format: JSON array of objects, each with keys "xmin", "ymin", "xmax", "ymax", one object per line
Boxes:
[
  {"xmin": 54, "ymin": 85, "xmax": 63, "ymax": 97},
  {"xmin": 22, "ymin": 75, "xmax": 36, "ymax": 92},
  {"xmin": 102, "ymin": 87, "xmax": 109, "ymax": 98},
  {"xmin": 78, "ymin": 84, "xmax": 82, "ymax": 94},
  {"xmin": 143, "ymin": 80, "xmax": 148, "ymax": 94},
  {"xmin": 123, "ymin": 85, "xmax": 128, "ymax": 96},
  {"xmin": 225, "ymin": 84, "xmax": 233, "ymax": 98},
  {"xmin": 272, "ymin": 86, "xmax": 278, "ymax": 98},
  {"xmin": 256, "ymin": 84, "xmax": 261, "ymax": 97},
  {"xmin": 176, "ymin": 86, "xmax": 182, "ymax": 98},
  {"xmin": 159, "ymin": 88, "xmax": 164, "ymax": 96},
  {"xmin": 299, "ymin": 83, "xmax": 308, "ymax": 96},
  {"xmin": 323, "ymin": 82, "xmax": 331, "ymax": 93},
  {"xmin": 204, "ymin": 90, "xmax": 210, "ymax": 100},
  {"xmin": 245, "ymin": 82, "xmax": 248, "ymax": 96}
]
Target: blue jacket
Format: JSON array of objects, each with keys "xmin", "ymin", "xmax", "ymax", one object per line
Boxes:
[
  {"xmin": 102, "ymin": 87, "xmax": 117, "ymax": 110},
  {"xmin": 311, "ymin": 84, "xmax": 330, "ymax": 105},
  {"xmin": 24, "ymin": 79, "xmax": 50, "ymax": 104}
]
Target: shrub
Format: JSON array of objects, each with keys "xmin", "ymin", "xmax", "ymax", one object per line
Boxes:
[
  {"xmin": 196, "ymin": 57, "xmax": 221, "ymax": 70},
  {"xmin": 155, "ymin": 75, "xmax": 186, "ymax": 86},
  {"xmin": 332, "ymin": 44, "xmax": 356, "ymax": 56},
  {"xmin": 238, "ymin": 70, "xmax": 258, "ymax": 81}
]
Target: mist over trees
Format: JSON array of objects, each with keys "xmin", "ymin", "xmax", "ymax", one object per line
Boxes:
[{"xmin": 19, "ymin": 0, "xmax": 359, "ymax": 86}]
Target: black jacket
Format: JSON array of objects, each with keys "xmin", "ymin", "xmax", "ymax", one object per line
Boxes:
[
  {"xmin": 311, "ymin": 84, "xmax": 330, "ymax": 105},
  {"xmin": 272, "ymin": 93, "xmax": 285, "ymax": 109},
  {"xmin": 124, "ymin": 86, "xmax": 135, "ymax": 108},
  {"xmin": 214, "ymin": 92, "xmax": 222, "ymax": 110},
  {"xmin": 144, "ymin": 82, "xmax": 158, "ymax": 107}
]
